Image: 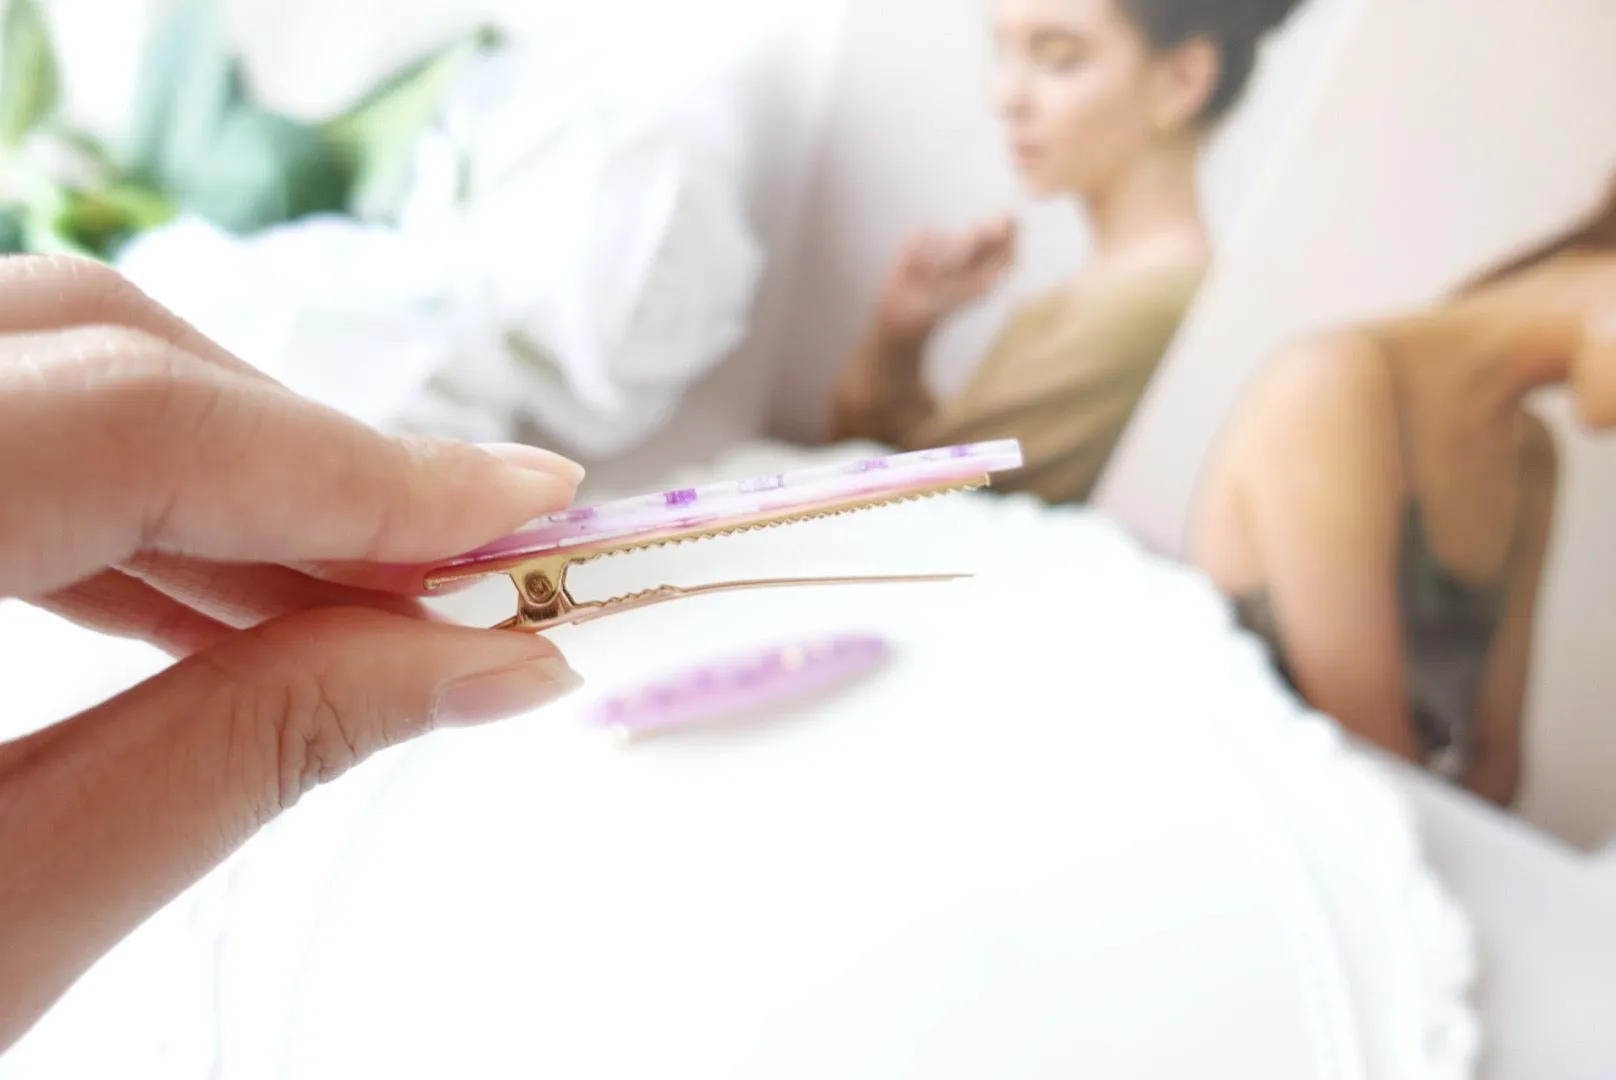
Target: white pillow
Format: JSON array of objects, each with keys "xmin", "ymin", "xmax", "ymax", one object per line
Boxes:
[
  {"xmin": 0, "ymin": 441, "xmax": 1477, "ymax": 1079},
  {"xmin": 391, "ymin": 37, "xmax": 766, "ymax": 457},
  {"xmin": 107, "ymin": 10, "xmax": 771, "ymax": 461}
]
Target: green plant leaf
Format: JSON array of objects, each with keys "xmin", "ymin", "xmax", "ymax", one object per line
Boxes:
[
  {"xmin": 38, "ymin": 120, "xmax": 115, "ymax": 173},
  {"xmin": 16, "ymin": 182, "xmax": 96, "ymax": 258},
  {"xmin": 179, "ymin": 107, "xmax": 350, "ymax": 234},
  {"xmin": 50, "ymin": 182, "xmax": 176, "ymax": 257},
  {"xmin": 124, "ymin": 0, "xmax": 240, "ymax": 190},
  {"xmin": 323, "ymin": 25, "xmax": 498, "ymax": 147},
  {"xmin": 122, "ymin": 0, "xmax": 353, "ymax": 234},
  {"xmin": 91, "ymin": 181, "xmax": 175, "ymax": 232},
  {"xmin": 321, "ymin": 26, "xmax": 497, "ymax": 219},
  {"xmin": 0, "ymin": 0, "xmax": 61, "ymax": 146},
  {"xmin": 0, "ymin": 208, "xmax": 24, "ymax": 253},
  {"xmin": 25, "ymin": 222, "xmax": 97, "ymax": 257}
]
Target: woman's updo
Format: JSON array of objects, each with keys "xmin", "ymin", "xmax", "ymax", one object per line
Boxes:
[{"xmin": 1119, "ymin": 0, "xmax": 1304, "ymax": 123}]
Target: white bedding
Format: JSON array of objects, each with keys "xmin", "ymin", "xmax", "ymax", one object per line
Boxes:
[{"xmin": 0, "ymin": 441, "xmax": 1477, "ymax": 1079}]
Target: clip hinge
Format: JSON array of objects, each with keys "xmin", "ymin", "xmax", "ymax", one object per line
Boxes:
[{"xmin": 496, "ymin": 555, "xmax": 968, "ymax": 633}]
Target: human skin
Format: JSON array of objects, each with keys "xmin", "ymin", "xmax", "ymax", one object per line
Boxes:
[
  {"xmin": 0, "ymin": 254, "xmax": 589, "ymax": 1048},
  {"xmin": 830, "ymin": 0, "xmax": 1218, "ymax": 443},
  {"xmin": 1191, "ymin": 246, "xmax": 1616, "ymax": 806}
]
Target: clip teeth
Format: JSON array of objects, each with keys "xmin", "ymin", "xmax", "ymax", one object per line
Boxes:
[
  {"xmin": 490, "ymin": 477, "xmax": 988, "ymax": 632},
  {"xmin": 557, "ymin": 478, "xmax": 986, "ymax": 574},
  {"xmin": 459, "ymin": 470, "xmax": 997, "ymax": 632}
]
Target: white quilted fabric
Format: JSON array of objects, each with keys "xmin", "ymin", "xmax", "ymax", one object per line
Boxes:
[{"xmin": 0, "ymin": 441, "xmax": 1477, "ymax": 1079}]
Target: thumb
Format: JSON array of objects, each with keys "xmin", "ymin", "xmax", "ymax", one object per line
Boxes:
[{"xmin": 0, "ymin": 608, "xmax": 579, "ymax": 1047}]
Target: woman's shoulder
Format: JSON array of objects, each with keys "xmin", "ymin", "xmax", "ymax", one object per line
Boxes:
[
  {"xmin": 1248, "ymin": 327, "xmax": 1398, "ymax": 417},
  {"xmin": 1222, "ymin": 328, "xmax": 1404, "ymax": 483}
]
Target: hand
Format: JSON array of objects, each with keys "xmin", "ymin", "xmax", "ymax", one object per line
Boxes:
[
  {"xmin": 875, "ymin": 215, "xmax": 1017, "ymax": 343},
  {"xmin": 0, "ymin": 255, "xmax": 587, "ymax": 1049}
]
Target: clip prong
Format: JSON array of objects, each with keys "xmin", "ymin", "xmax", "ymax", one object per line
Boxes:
[{"xmin": 494, "ymin": 565, "xmax": 971, "ymax": 633}]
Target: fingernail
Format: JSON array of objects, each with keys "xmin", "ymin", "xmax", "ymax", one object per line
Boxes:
[
  {"xmin": 434, "ymin": 657, "xmax": 584, "ymax": 726},
  {"xmin": 480, "ymin": 441, "xmax": 586, "ymax": 484}
]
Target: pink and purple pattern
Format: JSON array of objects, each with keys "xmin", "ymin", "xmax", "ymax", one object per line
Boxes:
[
  {"xmin": 588, "ymin": 634, "xmax": 892, "ymax": 738},
  {"xmin": 424, "ymin": 439, "xmax": 1023, "ymax": 578}
]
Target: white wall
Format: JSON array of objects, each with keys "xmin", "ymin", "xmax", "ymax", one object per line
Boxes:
[
  {"xmin": 764, "ymin": 0, "xmax": 1355, "ymax": 443},
  {"xmin": 1093, "ymin": 0, "xmax": 1616, "ymax": 849}
]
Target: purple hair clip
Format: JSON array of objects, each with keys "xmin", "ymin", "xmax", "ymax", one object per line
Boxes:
[
  {"xmin": 412, "ymin": 439, "xmax": 1023, "ymax": 633},
  {"xmin": 588, "ymin": 634, "xmax": 893, "ymax": 741}
]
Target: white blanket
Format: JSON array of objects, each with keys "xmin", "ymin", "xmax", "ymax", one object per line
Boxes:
[{"xmin": 0, "ymin": 442, "xmax": 1476, "ymax": 1079}]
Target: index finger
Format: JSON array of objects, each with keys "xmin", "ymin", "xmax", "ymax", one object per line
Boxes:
[
  {"xmin": 0, "ymin": 255, "xmax": 272, "ymax": 382},
  {"xmin": 0, "ymin": 326, "xmax": 580, "ymax": 599}
]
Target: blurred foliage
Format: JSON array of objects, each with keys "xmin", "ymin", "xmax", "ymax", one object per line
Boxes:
[
  {"xmin": 322, "ymin": 25, "xmax": 500, "ymax": 221},
  {"xmin": 0, "ymin": 0, "xmax": 56, "ymax": 146},
  {"xmin": 123, "ymin": 0, "xmax": 349, "ymax": 234},
  {"xmin": 0, "ymin": 0, "xmax": 496, "ymax": 259},
  {"xmin": 0, "ymin": 209, "xmax": 23, "ymax": 252}
]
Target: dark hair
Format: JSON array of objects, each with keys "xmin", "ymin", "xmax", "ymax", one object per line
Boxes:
[
  {"xmin": 1118, "ymin": 0, "xmax": 1305, "ymax": 123},
  {"xmin": 1461, "ymin": 172, "xmax": 1616, "ymax": 292}
]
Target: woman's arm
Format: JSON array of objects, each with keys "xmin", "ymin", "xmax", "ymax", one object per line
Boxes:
[
  {"xmin": 1239, "ymin": 334, "xmax": 1419, "ymax": 759},
  {"xmin": 827, "ymin": 219, "xmax": 1017, "ymax": 446},
  {"xmin": 1572, "ymin": 305, "xmax": 1616, "ymax": 428},
  {"xmin": 828, "ymin": 322, "xmax": 938, "ymax": 446},
  {"xmin": 1466, "ymin": 414, "xmax": 1559, "ymax": 806}
]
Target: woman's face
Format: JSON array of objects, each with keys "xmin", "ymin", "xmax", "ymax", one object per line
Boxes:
[{"xmin": 991, "ymin": 0, "xmax": 1191, "ymax": 198}]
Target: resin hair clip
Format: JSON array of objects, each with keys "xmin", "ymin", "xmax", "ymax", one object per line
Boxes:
[
  {"xmin": 588, "ymin": 634, "xmax": 892, "ymax": 741},
  {"xmin": 419, "ymin": 440, "xmax": 1023, "ymax": 632}
]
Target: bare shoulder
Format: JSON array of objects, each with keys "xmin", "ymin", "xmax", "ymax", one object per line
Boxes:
[
  {"xmin": 1228, "ymin": 327, "xmax": 1402, "ymax": 469},
  {"xmin": 1198, "ymin": 327, "xmax": 1400, "ymax": 519},
  {"xmin": 1197, "ymin": 327, "xmax": 1407, "ymax": 577}
]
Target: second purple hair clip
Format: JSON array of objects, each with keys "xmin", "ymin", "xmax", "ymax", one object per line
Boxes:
[{"xmin": 587, "ymin": 634, "xmax": 895, "ymax": 742}]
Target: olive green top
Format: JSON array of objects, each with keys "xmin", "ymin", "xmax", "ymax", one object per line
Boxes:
[{"xmin": 879, "ymin": 264, "xmax": 1204, "ymax": 504}]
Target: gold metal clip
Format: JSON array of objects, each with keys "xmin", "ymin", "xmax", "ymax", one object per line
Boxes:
[{"xmin": 424, "ymin": 476, "xmax": 984, "ymax": 633}]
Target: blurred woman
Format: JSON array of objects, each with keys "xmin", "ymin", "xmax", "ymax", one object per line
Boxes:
[
  {"xmin": 830, "ymin": 0, "xmax": 1301, "ymax": 503},
  {"xmin": 1190, "ymin": 178, "xmax": 1616, "ymax": 806}
]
